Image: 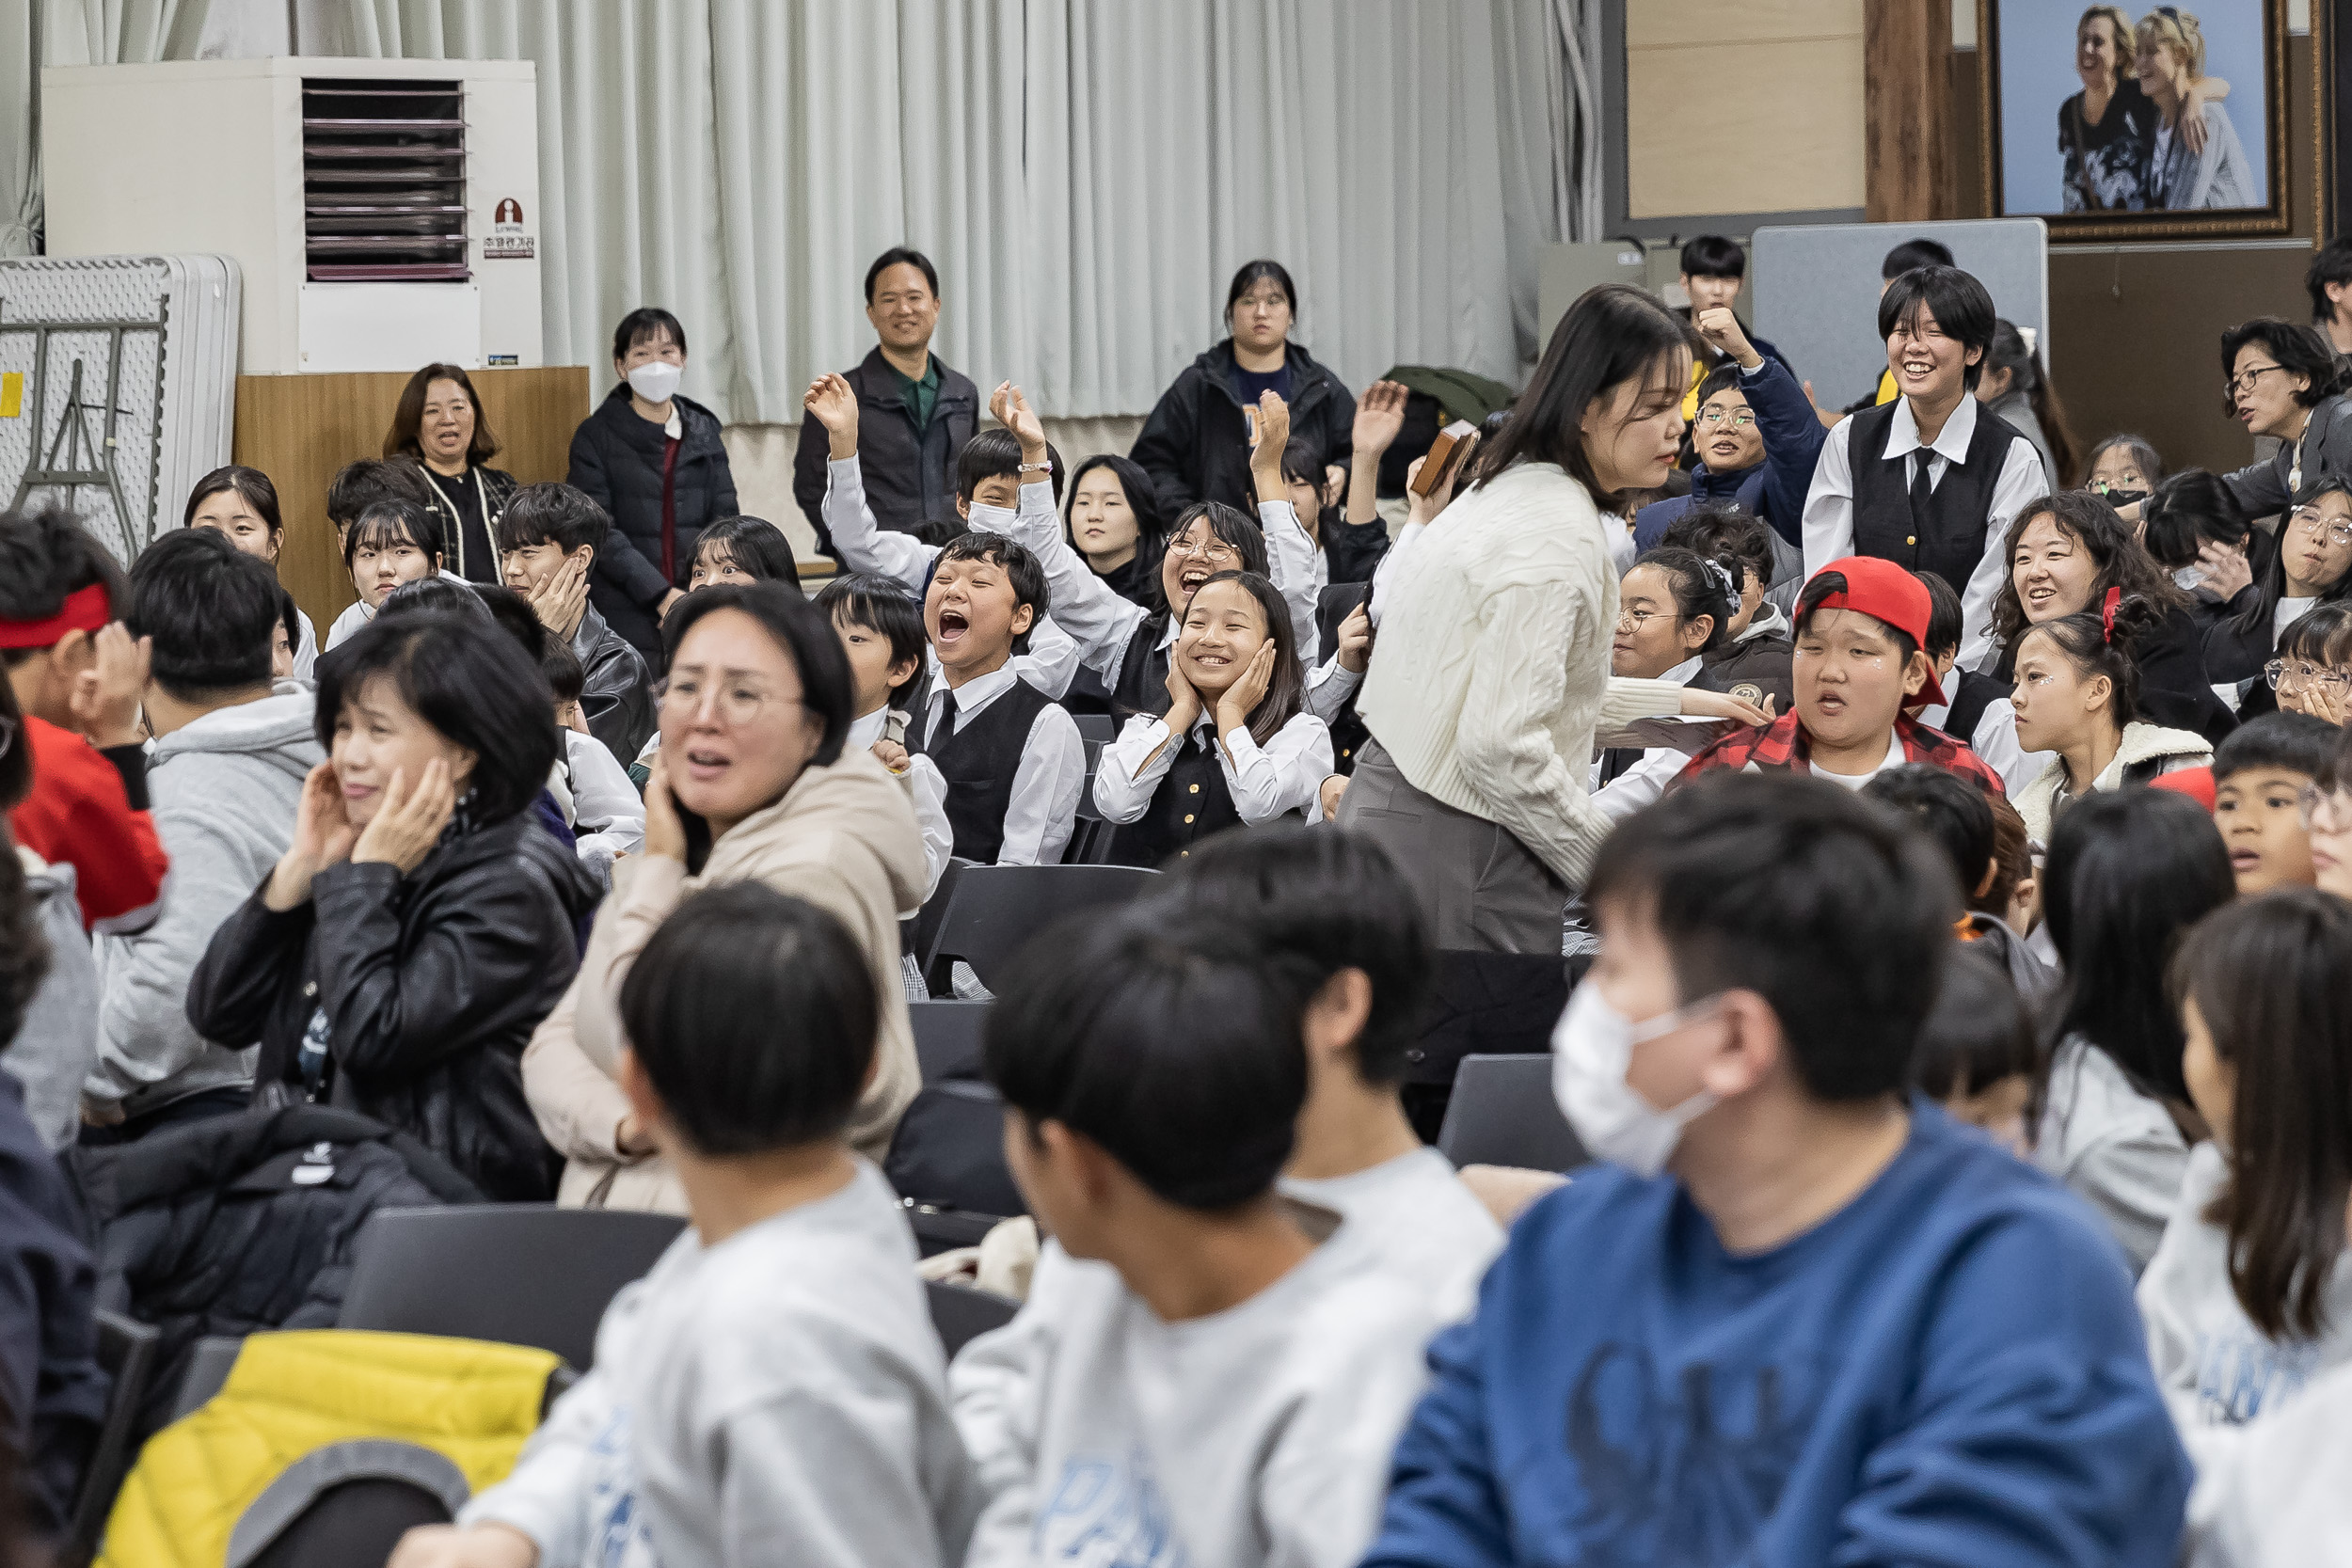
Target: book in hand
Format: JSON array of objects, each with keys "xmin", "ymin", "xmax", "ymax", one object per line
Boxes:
[{"xmin": 1411, "ymin": 421, "xmax": 1480, "ymax": 498}]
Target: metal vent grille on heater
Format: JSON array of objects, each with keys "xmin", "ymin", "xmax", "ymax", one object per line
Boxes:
[{"xmin": 303, "ymin": 77, "xmax": 469, "ymax": 283}]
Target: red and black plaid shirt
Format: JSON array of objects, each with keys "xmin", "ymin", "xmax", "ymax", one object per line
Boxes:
[{"xmin": 1670, "ymin": 710, "xmax": 2009, "ymax": 797}]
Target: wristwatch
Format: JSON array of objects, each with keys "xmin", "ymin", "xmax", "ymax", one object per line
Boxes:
[{"xmin": 1017, "ymin": 461, "xmax": 1053, "ymax": 473}]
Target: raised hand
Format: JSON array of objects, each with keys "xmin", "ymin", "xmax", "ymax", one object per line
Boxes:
[
  {"xmin": 803, "ymin": 373, "xmax": 860, "ymax": 458},
  {"xmin": 70, "ymin": 623, "xmax": 151, "ymax": 747},
  {"xmin": 2196, "ymin": 540, "xmax": 2254, "ymax": 602},
  {"xmin": 1002, "ymin": 383, "xmax": 1048, "ymax": 465},
  {"xmin": 351, "ymin": 759, "xmax": 458, "ymax": 875},
  {"xmin": 642, "ymin": 753, "xmax": 688, "ymax": 863},
  {"xmin": 1252, "ymin": 389, "xmax": 1292, "ymax": 467},
  {"xmin": 1334, "ymin": 602, "xmax": 1374, "ymax": 674},
  {"xmin": 1693, "ymin": 306, "xmax": 1759, "ymax": 370},
  {"xmin": 1353, "ymin": 380, "xmax": 1409, "ymax": 456}
]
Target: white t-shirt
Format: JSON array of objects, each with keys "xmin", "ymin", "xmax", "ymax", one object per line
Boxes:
[
  {"xmin": 2034, "ymin": 1036, "xmax": 2190, "ymax": 1275},
  {"xmin": 1812, "ymin": 731, "xmax": 1901, "ymax": 792},
  {"xmin": 1280, "ymin": 1147, "xmax": 1505, "ymax": 1326},
  {"xmin": 2276, "ymin": 594, "xmax": 2319, "ymax": 644}
]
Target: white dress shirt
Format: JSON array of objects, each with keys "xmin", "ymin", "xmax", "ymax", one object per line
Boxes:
[
  {"xmin": 1255, "ymin": 499, "xmax": 1324, "ymax": 666},
  {"xmin": 1089, "ymin": 708, "xmax": 1333, "ymax": 827},
  {"xmin": 903, "ymin": 663, "xmax": 1085, "ymax": 866},
  {"xmin": 1917, "ymin": 690, "xmax": 2046, "ymax": 801},
  {"xmin": 1802, "ymin": 395, "xmax": 2047, "ymax": 669},
  {"xmin": 562, "ymin": 729, "xmax": 647, "ymax": 872},
  {"xmin": 1589, "ymin": 654, "xmax": 1706, "ymax": 822},
  {"xmin": 850, "ymin": 705, "xmax": 954, "ymax": 903}
]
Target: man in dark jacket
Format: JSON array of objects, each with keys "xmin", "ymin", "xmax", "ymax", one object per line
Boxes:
[
  {"xmin": 493, "ymin": 483, "xmax": 657, "ymax": 767},
  {"xmin": 792, "ymin": 248, "xmax": 979, "ymax": 562},
  {"xmin": 1131, "ymin": 320, "xmax": 1353, "ymax": 514},
  {"xmin": 0, "ymin": 1070, "xmax": 106, "ymax": 1535},
  {"xmin": 566, "ymin": 308, "xmax": 740, "ymax": 660}
]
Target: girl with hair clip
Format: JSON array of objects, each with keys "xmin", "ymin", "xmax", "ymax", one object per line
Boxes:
[
  {"xmin": 1063, "ymin": 453, "xmax": 1168, "ymax": 608},
  {"xmin": 1592, "ymin": 546, "xmax": 1742, "ymax": 821},
  {"xmin": 681, "ymin": 515, "xmax": 801, "ymax": 595},
  {"xmin": 1978, "ymin": 320, "xmax": 2079, "ymax": 491},
  {"xmin": 1088, "ymin": 570, "xmax": 1329, "ymax": 864},
  {"xmin": 2033, "ymin": 786, "xmax": 2236, "ymax": 1274},
  {"xmin": 2010, "ymin": 589, "xmax": 2215, "ymax": 845},
  {"xmin": 2141, "ymin": 890, "xmax": 2352, "ymax": 1447},
  {"xmin": 1996, "ymin": 489, "xmax": 2236, "ymax": 745}
]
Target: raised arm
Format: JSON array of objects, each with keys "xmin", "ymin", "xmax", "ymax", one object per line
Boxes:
[
  {"xmin": 806, "ymin": 373, "xmax": 932, "ymax": 589},
  {"xmin": 1248, "ymin": 390, "xmax": 1323, "ymax": 663}
]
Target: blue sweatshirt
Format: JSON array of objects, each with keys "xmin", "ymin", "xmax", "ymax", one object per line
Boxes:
[
  {"xmin": 1363, "ymin": 1103, "xmax": 2190, "ymax": 1568},
  {"xmin": 1634, "ymin": 356, "xmax": 1828, "ymax": 552}
]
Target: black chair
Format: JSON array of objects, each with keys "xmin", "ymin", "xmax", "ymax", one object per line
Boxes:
[
  {"xmin": 1397, "ymin": 951, "xmax": 1580, "ymax": 1144},
  {"xmin": 908, "ymin": 856, "xmax": 978, "ymax": 983},
  {"xmin": 337, "ymin": 1206, "xmax": 687, "ymax": 1371},
  {"xmin": 910, "ymin": 1000, "xmax": 989, "ymax": 1082},
  {"xmin": 1071, "ymin": 712, "xmax": 1118, "ymax": 749},
  {"xmin": 1436, "ymin": 1054, "xmax": 1588, "ymax": 1173},
  {"xmin": 927, "ymin": 1279, "xmax": 1018, "ymax": 1359},
  {"xmin": 170, "ymin": 1334, "xmax": 249, "ymax": 1423},
  {"xmin": 924, "ymin": 864, "xmax": 1160, "ymax": 992},
  {"xmin": 63, "ymin": 1308, "xmax": 163, "ymax": 1568},
  {"xmin": 884, "ymin": 1078, "xmax": 1026, "ymax": 1222}
]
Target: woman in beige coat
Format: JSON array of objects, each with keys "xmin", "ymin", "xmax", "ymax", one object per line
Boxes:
[{"xmin": 524, "ymin": 582, "xmax": 926, "ymax": 1211}]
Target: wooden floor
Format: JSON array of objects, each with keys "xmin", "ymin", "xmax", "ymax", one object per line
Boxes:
[{"xmin": 231, "ymin": 366, "xmax": 591, "ymax": 627}]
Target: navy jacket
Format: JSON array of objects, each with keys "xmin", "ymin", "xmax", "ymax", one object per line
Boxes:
[
  {"xmin": 1130, "ymin": 339, "xmax": 1352, "ymax": 514},
  {"xmin": 1364, "ymin": 1102, "xmax": 2191, "ymax": 1568},
  {"xmin": 1635, "ymin": 356, "xmax": 1826, "ymax": 550},
  {"xmin": 565, "ymin": 385, "xmax": 740, "ymax": 657},
  {"xmin": 0, "ymin": 1070, "xmax": 106, "ymax": 1534}
]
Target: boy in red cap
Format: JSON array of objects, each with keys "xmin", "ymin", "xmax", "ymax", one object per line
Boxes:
[
  {"xmin": 1674, "ymin": 556, "xmax": 2007, "ymax": 795},
  {"xmin": 1, "ymin": 507, "xmax": 167, "ymax": 933}
]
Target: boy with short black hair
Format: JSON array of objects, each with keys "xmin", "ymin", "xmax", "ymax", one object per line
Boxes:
[
  {"xmin": 1661, "ymin": 502, "xmax": 1796, "ymax": 710},
  {"xmin": 1805, "ymin": 264, "xmax": 2046, "ymax": 666},
  {"xmin": 1156, "ymin": 825, "xmax": 1502, "ymax": 1322},
  {"xmin": 404, "ymin": 882, "xmax": 981, "ymax": 1568},
  {"xmin": 494, "ymin": 481, "xmax": 656, "ymax": 765},
  {"xmin": 816, "ymin": 571, "xmax": 952, "ymax": 900},
  {"xmin": 955, "ymin": 904, "xmax": 1439, "ymax": 1568},
  {"xmin": 1863, "ymin": 761, "xmax": 2054, "ymax": 996},
  {"xmin": 1364, "ymin": 772, "xmax": 2191, "ymax": 1568},
  {"xmin": 534, "ymin": 626, "xmax": 645, "ymax": 882},
  {"xmin": 908, "ymin": 533, "xmax": 1083, "ymax": 866},
  {"xmin": 92, "ymin": 531, "xmax": 323, "ymax": 1140},
  {"xmin": 2213, "ymin": 710, "xmax": 2338, "ymax": 895},
  {"xmin": 1676, "ymin": 556, "xmax": 2008, "ymax": 796},
  {"xmin": 326, "ymin": 454, "xmax": 439, "ymax": 542}
]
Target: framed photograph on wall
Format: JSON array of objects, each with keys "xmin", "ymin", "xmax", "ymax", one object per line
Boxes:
[{"xmin": 1979, "ymin": 0, "xmax": 2296, "ymax": 240}]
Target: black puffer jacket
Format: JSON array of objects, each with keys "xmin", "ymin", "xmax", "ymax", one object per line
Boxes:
[
  {"xmin": 1130, "ymin": 339, "xmax": 1352, "ymax": 515},
  {"xmin": 62, "ymin": 1104, "xmax": 479, "ymax": 1437},
  {"xmin": 186, "ymin": 815, "xmax": 601, "ymax": 1202},
  {"xmin": 566, "ymin": 384, "xmax": 740, "ymax": 657}
]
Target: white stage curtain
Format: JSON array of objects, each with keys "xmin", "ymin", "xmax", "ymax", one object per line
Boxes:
[
  {"xmin": 320, "ymin": 0, "xmax": 1595, "ymax": 423},
  {"xmin": 5, "ymin": 0, "xmax": 215, "ymax": 256}
]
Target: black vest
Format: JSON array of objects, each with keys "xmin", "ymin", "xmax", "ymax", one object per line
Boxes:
[
  {"xmin": 916, "ymin": 677, "xmax": 1055, "ymax": 864},
  {"xmin": 1108, "ymin": 724, "xmax": 1245, "ymax": 867},
  {"xmin": 1848, "ymin": 401, "xmax": 2025, "ymax": 594},
  {"xmin": 1110, "ymin": 617, "xmax": 1174, "ymax": 719},
  {"xmin": 1945, "ymin": 668, "xmax": 2012, "ymax": 750}
]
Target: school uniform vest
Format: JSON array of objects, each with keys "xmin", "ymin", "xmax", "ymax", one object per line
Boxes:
[
  {"xmin": 1848, "ymin": 401, "xmax": 2026, "ymax": 594},
  {"xmin": 1946, "ymin": 668, "xmax": 2011, "ymax": 749},
  {"xmin": 1108, "ymin": 725, "xmax": 1244, "ymax": 867},
  {"xmin": 1110, "ymin": 618, "xmax": 1174, "ymax": 718},
  {"xmin": 916, "ymin": 678, "xmax": 1055, "ymax": 864}
]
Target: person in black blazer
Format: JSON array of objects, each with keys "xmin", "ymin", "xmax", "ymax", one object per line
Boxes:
[
  {"xmin": 790, "ymin": 247, "xmax": 980, "ymax": 562},
  {"xmin": 565, "ymin": 308, "xmax": 740, "ymax": 660}
]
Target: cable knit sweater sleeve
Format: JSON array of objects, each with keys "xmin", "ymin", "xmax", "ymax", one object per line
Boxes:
[{"xmin": 1359, "ymin": 463, "xmax": 1680, "ymax": 888}]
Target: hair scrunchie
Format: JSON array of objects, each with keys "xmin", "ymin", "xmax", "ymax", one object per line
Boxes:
[{"xmin": 2101, "ymin": 584, "xmax": 2122, "ymax": 645}]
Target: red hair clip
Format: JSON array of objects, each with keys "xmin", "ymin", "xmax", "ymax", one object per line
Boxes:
[{"xmin": 2100, "ymin": 585, "xmax": 2122, "ymax": 645}]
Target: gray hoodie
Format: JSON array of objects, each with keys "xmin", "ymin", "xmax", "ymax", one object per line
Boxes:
[{"xmin": 91, "ymin": 692, "xmax": 322, "ymax": 1118}]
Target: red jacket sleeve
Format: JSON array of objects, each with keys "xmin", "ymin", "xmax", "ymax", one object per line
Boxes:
[{"xmin": 8, "ymin": 721, "xmax": 168, "ymax": 932}]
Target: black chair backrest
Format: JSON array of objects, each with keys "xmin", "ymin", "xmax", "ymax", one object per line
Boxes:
[
  {"xmin": 1402, "ymin": 951, "xmax": 1577, "ymax": 1087},
  {"xmin": 1072, "ymin": 713, "xmax": 1118, "ymax": 749},
  {"xmin": 926, "ymin": 863, "xmax": 1159, "ymax": 991},
  {"xmin": 883, "ymin": 1079, "xmax": 1026, "ymax": 1220},
  {"xmin": 927, "ymin": 1279, "xmax": 1019, "ymax": 1359},
  {"xmin": 909, "ymin": 856, "xmax": 979, "ymax": 981},
  {"xmin": 910, "ymin": 1000, "xmax": 989, "ymax": 1083},
  {"xmin": 337, "ymin": 1206, "xmax": 688, "ymax": 1371},
  {"xmin": 1436, "ymin": 1054, "xmax": 1588, "ymax": 1173},
  {"xmin": 64, "ymin": 1308, "xmax": 162, "ymax": 1568},
  {"xmin": 1316, "ymin": 581, "xmax": 1371, "ymax": 652}
]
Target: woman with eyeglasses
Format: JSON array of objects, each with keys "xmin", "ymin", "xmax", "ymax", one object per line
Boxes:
[
  {"xmin": 2215, "ymin": 319, "xmax": 2352, "ymax": 523},
  {"xmin": 521, "ymin": 582, "xmax": 924, "ymax": 1212}
]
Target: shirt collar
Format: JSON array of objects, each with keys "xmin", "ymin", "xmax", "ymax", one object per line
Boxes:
[
  {"xmin": 930, "ymin": 661, "xmax": 1017, "ymax": 721},
  {"xmin": 1156, "ymin": 617, "xmax": 1181, "ymax": 653},
  {"xmin": 1886, "ymin": 391, "xmax": 1979, "ymax": 467},
  {"xmin": 1661, "ymin": 654, "xmax": 1703, "ymax": 688},
  {"xmin": 848, "ymin": 706, "xmax": 891, "ymax": 751}
]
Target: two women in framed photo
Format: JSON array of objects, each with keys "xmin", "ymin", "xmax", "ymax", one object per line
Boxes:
[{"xmin": 2059, "ymin": 7, "xmax": 2254, "ymax": 212}]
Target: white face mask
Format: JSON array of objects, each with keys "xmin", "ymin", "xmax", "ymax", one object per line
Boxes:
[
  {"xmin": 626, "ymin": 361, "xmax": 683, "ymax": 404},
  {"xmin": 965, "ymin": 500, "xmax": 1017, "ymax": 532},
  {"xmin": 1551, "ymin": 982, "xmax": 1722, "ymax": 1179}
]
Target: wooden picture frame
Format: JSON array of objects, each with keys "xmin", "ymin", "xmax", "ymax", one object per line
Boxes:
[{"xmin": 1977, "ymin": 0, "xmax": 2313, "ymax": 241}]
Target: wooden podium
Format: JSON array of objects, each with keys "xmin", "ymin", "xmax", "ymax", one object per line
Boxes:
[{"xmin": 231, "ymin": 365, "xmax": 591, "ymax": 628}]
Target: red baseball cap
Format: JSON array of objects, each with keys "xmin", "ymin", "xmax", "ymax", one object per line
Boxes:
[
  {"xmin": 1801, "ymin": 556, "xmax": 1946, "ymax": 708},
  {"xmin": 2150, "ymin": 766, "xmax": 2217, "ymax": 813}
]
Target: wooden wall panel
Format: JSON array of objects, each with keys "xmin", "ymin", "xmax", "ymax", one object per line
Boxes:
[
  {"xmin": 231, "ymin": 365, "xmax": 591, "ymax": 628},
  {"xmin": 1863, "ymin": 0, "xmax": 1956, "ymax": 222},
  {"xmin": 1626, "ymin": 1, "xmax": 1867, "ymax": 219}
]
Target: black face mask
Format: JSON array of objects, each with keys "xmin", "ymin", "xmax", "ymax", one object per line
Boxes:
[{"xmin": 2096, "ymin": 486, "xmax": 2149, "ymax": 508}]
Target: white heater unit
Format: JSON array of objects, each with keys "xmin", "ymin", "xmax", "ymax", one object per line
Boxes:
[{"xmin": 41, "ymin": 56, "xmax": 542, "ymax": 377}]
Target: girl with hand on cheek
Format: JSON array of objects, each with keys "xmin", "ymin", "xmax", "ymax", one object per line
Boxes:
[
  {"xmin": 185, "ymin": 614, "xmax": 602, "ymax": 1200},
  {"xmin": 1089, "ymin": 571, "xmax": 1330, "ymax": 866}
]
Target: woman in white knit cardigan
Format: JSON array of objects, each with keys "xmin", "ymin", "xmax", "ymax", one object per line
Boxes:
[{"xmin": 1338, "ymin": 285, "xmax": 1763, "ymax": 952}]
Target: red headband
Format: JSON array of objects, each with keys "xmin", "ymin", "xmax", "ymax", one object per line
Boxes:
[
  {"xmin": 2101, "ymin": 585, "xmax": 2122, "ymax": 645},
  {"xmin": 0, "ymin": 582, "xmax": 111, "ymax": 650}
]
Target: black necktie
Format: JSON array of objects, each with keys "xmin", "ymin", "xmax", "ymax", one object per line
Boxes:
[
  {"xmin": 1907, "ymin": 451, "xmax": 1933, "ymax": 562},
  {"xmin": 927, "ymin": 689, "xmax": 959, "ymax": 755}
]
